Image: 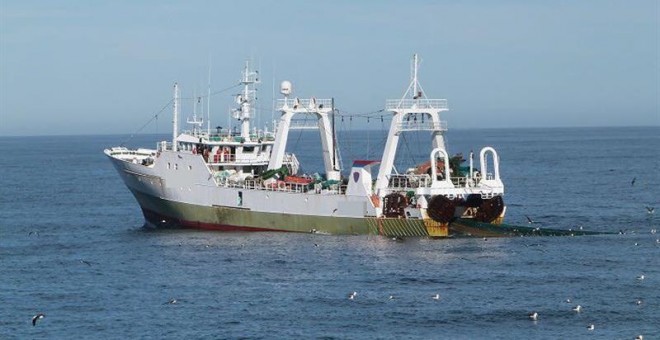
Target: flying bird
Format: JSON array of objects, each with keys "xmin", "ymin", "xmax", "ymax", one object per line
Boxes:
[
  {"xmin": 646, "ymin": 207, "xmax": 655, "ymax": 214},
  {"xmin": 525, "ymin": 215, "xmax": 539, "ymax": 224},
  {"xmin": 631, "ymin": 177, "xmax": 636, "ymax": 186},
  {"xmin": 348, "ymin": 291, "xmax": 357, "ymax": 300},
  {"xmin": 32, "ymin": 313, "xmax": 45, "ymax": 326}
]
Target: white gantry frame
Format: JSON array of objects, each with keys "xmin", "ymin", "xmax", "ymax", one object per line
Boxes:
[
  {"xmin": 268, "ymin": 96, "xmax": 341, "ymax": 181},
  {"xmin": 375, "ymin": 54, "xmax": 449, "ymax": 193}
]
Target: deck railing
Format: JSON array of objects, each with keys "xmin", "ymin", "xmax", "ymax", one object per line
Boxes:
[
  {"xmin": 397, "ymin": 120, "xmax": 447, "ymax": 132},
  {"xmin": 219, "ymin": 179, "xmax": 346, "ymax": 195},
  {"xmin": 387, "ymin": 174, "xmax": 492, "ymax": 189},
  {"xmin": 385, "ymin": 99, "xmax": 448, "ymax": 111},
  {"xmin": 276, "ymin": 98, "xmax": 333, "ymax": 111}
]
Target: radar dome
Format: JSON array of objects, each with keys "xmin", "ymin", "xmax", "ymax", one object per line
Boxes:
[{"xmin": 280, "ymin": 81, "xmax": 292, "ymax": 95}]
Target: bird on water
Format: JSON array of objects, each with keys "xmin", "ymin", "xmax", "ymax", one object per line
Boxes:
[
  {"xmin": 528, "ymin": 312, "xmax": 538, "ymax": 321},
  {"xmin": 32, "ymin": 313, "xmax": 45, "ymax": 326},
  {"xmin": 525, "ymin": 215, "xmax": 537, "ymax": 224}
]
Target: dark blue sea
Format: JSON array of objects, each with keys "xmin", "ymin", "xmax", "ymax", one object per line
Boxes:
[{"xmin": 1, "ymin": 127, "xmax": 659, "ymax": 339}]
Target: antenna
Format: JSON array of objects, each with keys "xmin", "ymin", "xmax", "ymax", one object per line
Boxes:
[{"xmin": 207, "ymin": 55, "xmax": 212, "ymax": 136}]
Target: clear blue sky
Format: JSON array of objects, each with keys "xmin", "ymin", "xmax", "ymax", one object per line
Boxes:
[{"xmin": 1, "ymin": 0, "xmax": 658, "ymax": 136}]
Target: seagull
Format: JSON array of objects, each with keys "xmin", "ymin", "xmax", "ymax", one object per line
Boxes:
[
  {"xmin": 28, "ymin": 231, "xmax": 39, "ymax": 236},
  {"xmin": 163, "ymin": 298, "xmax": 177, "ymax": 305},
  {"xmin": 389, "ymin": 295, "xmax": 395, "ymax": 300},
  {"xmin": 32, "ymin": 313, "xmax": 45, "ymax": 326},
  {"xmin": 348, "ymin": 291, "xmax": 357, "ymax": 300},
  {"xmin": 565, "ymin": 298, "xmax": 572, "ymax": 303},
  {"xmin": 587, "ymin": 324, "xmax": 594, "ymax": 331},
  {"xmin": 646, "ymin": 207, "xmax": 655, "ymax": 214},
  {"xmin": 528, "ymin": 312, "xmax": 538, "ymax": 321},
  {"xmin": 572, "ymin": 305, "xmax": 582, "ymax": 313},
  {"xmin": 79, "ymin": 259, "xmax": 92, "ymax": 266},
  {"xmin": 637, "ymin": 274, "xmax": 645, "ymax": 280},
  {"xmin": 432, "ymin": 294, "xmax": 440, "ymax": 300},
  {"xmin": 631, "ymin": 177, "xmax": 636, "ymax": 186},
  {"xmin": 635, "ymin": 335, "xmax": 643, "ymax": 340},
  {"xmin": 634, "ymin": 242, "xmax": 639, "ymax": 246},
  {"xmin": 635, "ymin": 299, "xmax": 643, "ymax": 305},
  {"xmin": 314, "ymin": 243, "xmax": 319, "ymax": 247}
]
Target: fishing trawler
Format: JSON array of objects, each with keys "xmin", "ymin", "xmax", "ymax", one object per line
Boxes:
[{"xmin": 105, "ymin": 55, "xmax": 505, "ymax": 237}]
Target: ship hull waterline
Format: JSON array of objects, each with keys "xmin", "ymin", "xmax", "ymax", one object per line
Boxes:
[{"xmin": 128, "ymin": 189, "xmax": 450, "ymax": 237}]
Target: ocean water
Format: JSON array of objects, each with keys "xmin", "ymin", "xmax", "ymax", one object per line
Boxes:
[{"xmin": 1, "ymin": 127, "xmax": 658, "ymax": 339}]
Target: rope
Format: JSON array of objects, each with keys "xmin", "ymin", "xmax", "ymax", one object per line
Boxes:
[
  {"xmin": 120, "ymin": 99, "xmax": 173, "ymax": 147},
  {"xmin": 178, "ymin": 83, "xmax": 242, "ymax": 100}
]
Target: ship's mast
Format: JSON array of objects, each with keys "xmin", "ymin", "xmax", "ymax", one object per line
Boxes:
[
  {"xmin": 412, "ymin": 54, "xmax": 418, "ymax": 97},
  {"xmin": 187, "ymin": 92, "xmax": 204, "ymax": 134},
  {"xmin": 234, "ymin": 60, "xmax": 259, "ymax": 141},
  {"xmin": 172, "ymin": 82, "xmax": 179, "ymax": 151}
]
